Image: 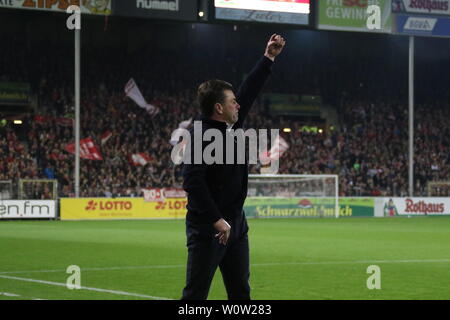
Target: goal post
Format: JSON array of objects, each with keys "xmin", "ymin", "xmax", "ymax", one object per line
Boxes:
[
  {"xmin": 246, "ymin": 174, "xmax": 339, "ymax": 218},
  {"xmin": 18, "ymin": 179, "xmax": 58, "ymax": 200}
]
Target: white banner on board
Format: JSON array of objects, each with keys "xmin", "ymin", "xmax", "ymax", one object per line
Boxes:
[
  {"xmin": 0, "ymin": 200, "xmax": 56, "ymax": 219},
  {"xmin": 376, "ymin": 197, "xmax": 450, "ymax": 217}
]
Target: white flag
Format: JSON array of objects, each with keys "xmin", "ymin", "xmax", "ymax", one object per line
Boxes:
[
  {"xmin": 124, "ymin": 78, "xmax": 158, "ymax": 116},
  {"xmin": 170, "ymin": 118, "xmax": 192, "ymax": 146},
  {"xmin": 129, "ymin": 153, "xmax": 153, "ymax": 166},
  {"xmin": 269, "ymin": 134, "xmax": 289, "ymax": 160},
  {"xmin": 260, "ymin": 134, "xmax": 289, "ymax": 164}
]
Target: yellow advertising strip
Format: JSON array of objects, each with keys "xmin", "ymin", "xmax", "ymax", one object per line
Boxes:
[{"xmin": 60, "ymin": 198, "xmax": 187, "ymax": 220}]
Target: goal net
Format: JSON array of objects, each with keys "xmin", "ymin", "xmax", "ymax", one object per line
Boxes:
[
  {"xmin": 427, "ymin": 181, "xmax": 450, "ymax": 196},
  {"xmin": 0, "ymin": 180, "xmax": 13, "ymax": 200},
  {"xmin": 18, "ymin": 179, "xmax": 58, "ymax": 200},
  {"xmin": 246, "ymin": 174, "xmax": 339, "ymax": 218}
]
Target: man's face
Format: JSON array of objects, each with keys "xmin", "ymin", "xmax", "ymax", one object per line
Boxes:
[{"xmin": 221, "ymin": 90, "xmax": 240, "ymax": 124}]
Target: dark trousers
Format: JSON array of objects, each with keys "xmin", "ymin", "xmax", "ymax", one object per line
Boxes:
[{"xmin": 181, "ymin": 214, "xmax": 250, "ymax": 300}]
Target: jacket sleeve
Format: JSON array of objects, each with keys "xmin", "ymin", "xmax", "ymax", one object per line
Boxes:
[
  {"xmin": 182, "ymin": 138, "xmax": 222, "ymax": 224},
  {"xmin": 234, "ymin": 56, "xmax": 273, "ymax": 128}
]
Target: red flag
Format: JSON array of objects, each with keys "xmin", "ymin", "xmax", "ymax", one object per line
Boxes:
[
  {"xmin": 65, "ymin": 138, "xmax": 103, "ymax": 160},
  {"xmin": 100, "ymin": 131, "xmax": 112, "ymax": 145},
  {"xmin": 34, "ymin": 115, "xmax": 47, "ymax": 124},
  {"xmin": 129, "ymin": 153, "xmax": 153, "ymax": 166},
  {"xmin": 55, "ymin": 118, "xmax": 74, "ymax": 127},
  {"xmin": 34, "ymin": 115, "xmax": 73, "ymax": 127}
]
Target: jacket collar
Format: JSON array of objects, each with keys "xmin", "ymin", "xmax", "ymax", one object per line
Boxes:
[{"xmin": 201, "ymin": 116, "xmax": 229, "ymax": 131}]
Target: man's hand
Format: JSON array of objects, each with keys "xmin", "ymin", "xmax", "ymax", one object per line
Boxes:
[
  {"xmin": 264, "ymin": 34, "xmax": 286, "ymax": 62},
  {"xmin": 214, "ymin": 218, "xmax": 231, "ymax": 245}
]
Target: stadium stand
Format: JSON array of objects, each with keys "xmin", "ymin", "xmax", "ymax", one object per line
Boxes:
[{"xmin": 0, "ymin": 14, "xmax": 449, "ymax": 198}]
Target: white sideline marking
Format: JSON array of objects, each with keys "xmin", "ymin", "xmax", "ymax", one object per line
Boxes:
[
  {"xmin": 0, "ymin": 265, "xmax": 185, "ymax": 275},
  {"xmin": 0, "ymin": 275, "xmax": 172, "ymax": 300},
  {"xmin": 253, "ymin": 258, "xmax": 450, "ymax": 267},
  {"xmin": 0, "ymin": 292, "xmax": 20, "ymax": 297},
  {"xmin": 1, "ymin": 258, "xmax": 450, "ymax": 276},
  {"xmin": 0, "ymin": 291, "xmax": 46, "ymax": 300}
]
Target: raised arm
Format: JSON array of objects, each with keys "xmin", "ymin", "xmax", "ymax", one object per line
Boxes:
[{"xmin": 234, "ymin": 34, "xmax": 286, "ymax": 128}]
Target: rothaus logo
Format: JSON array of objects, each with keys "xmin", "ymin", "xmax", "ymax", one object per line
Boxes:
[
  {"xmin": 409, "ymin": 0, "xmax": 449, "ymax": 12},
  {"xmin": 0, "ymin": 201, "xmax": 50, "ymax": 216},
  {"xmin": 170, "ymin": 122, "xmax": 282, "ymax": 174},
  {"xmin": 136, "ymin": 0, "xmax": 179, "ymax": 11},
  {"xmin": 404, "ymin": 198, "xmax": 445, "ymax": 214}
]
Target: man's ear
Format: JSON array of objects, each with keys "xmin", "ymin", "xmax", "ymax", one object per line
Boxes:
[{"xmin": 214, "ymin": 103, "xmax": 223, "ymax": 115}]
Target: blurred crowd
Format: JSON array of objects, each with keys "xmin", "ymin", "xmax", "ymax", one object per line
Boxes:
[
  {"xmin": 246, "ymin": 99, "xmax": 449, "ymax": 197},
  {"xmin": 1, "ymin": 88, "xmax": 448, "ymax": 198},
  {"xmin": 276, "ymin": 101, "xmax": 449, "ymax": 197}
]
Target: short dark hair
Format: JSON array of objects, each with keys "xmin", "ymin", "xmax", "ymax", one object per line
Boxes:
[{"xmin": 197, "ymin": 79, "xmax": 234, "ymax": 117}]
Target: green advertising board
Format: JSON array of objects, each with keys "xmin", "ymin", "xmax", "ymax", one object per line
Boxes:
[
  {"xmin": 244, "ymin": 197, "xmax": 374, "ymax": 218},
  {"xmin": 318, "ymin": 0, "xmax": 392, "ymax": 33},
  {"xmin": 263, "ymin": 93, "xmax": 322, "ymax": 117},
  {"xmin": 0, "ymin": 82, "xmax": 31, "ymax": 105}
]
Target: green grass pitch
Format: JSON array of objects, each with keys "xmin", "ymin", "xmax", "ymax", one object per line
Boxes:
[{"xmin": 1, "ymin": 217, "xmax": 450, "ymax": 300}]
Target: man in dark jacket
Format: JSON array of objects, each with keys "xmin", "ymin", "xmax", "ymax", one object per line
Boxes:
[{"xmin": 181, "ymin": 34, "xmax": 286, "ymax": 300}]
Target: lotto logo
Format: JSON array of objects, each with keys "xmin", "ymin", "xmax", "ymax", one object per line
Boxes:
[{"xmin": 85, "ymin": 200, "xmax": 132, "ymax": 211}]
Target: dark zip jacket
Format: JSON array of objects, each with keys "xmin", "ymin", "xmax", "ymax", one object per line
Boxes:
[{"xmin": 182, "ymin": 55, "xmax": 273, "ymax": 224}]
